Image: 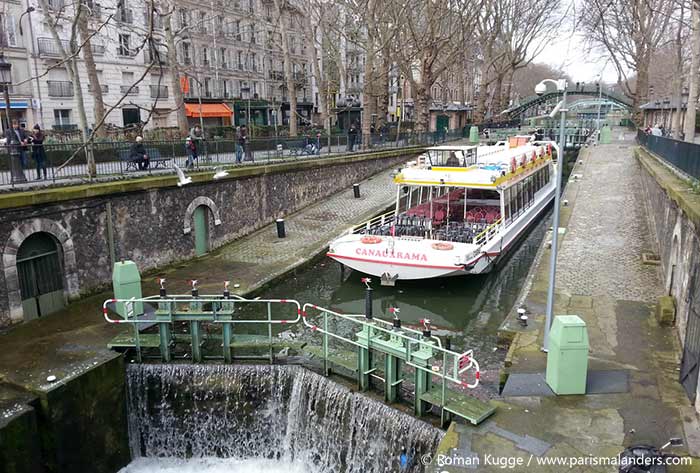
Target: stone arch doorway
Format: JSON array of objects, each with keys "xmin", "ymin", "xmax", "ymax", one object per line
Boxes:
[
  {"xmin": 17, "ymin": 232, "xmax": 66, "ymax": 320},
  {"xmin": 193, "ymin": 205, "xmax": 211, "ymax": 256},
  {"xmin": 183, "ymin": 196, "xmax": 222, "ymax": 257},
  {"xmin": 3, "ymin": 218, "xmax": 79, "ymax": 324},
  {"xmin": 669, "ymin": 234, "xmax": 681, "ymax": 296}
]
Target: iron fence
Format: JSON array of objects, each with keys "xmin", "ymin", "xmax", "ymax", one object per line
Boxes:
[
  {"xmin": 637, "ymin": 129, "xmax": 700, "ymax": 180},
  {"xmin": 0, "ymin": 129, "xmax": 464, "ymax": 188}
]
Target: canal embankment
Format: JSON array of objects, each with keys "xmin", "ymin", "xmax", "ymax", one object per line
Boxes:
[
  {"xmin": 0, "ymin": 150, "xmax": 414, "ymax": 473},
  {"xmin": 427, "ymin": 132, "xmax": 696, "ymax": 471}
]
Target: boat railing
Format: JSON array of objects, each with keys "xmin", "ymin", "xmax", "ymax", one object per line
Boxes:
[
  {"xmin": 472, "ymin": 217, "xmax": 503, "ymax": 246},
  {"xmin": 350, "ymin": 209, "xmax": 396, "ymax": 234}
]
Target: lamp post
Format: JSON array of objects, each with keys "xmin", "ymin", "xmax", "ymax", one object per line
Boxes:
[
  {"xmin": 536, "ymin": 78, "xmax": 567, "ymax": 352},
  {"xmin": 0, "ymin": 54, "xmax": 27, "ymax": 184}
]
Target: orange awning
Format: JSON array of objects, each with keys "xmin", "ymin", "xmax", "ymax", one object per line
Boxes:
[{"xmin": 184, "ymin": 103, "xmax": 232, "ymax": 118}]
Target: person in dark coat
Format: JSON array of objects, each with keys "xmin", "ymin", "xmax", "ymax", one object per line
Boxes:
[
  {"xmin": 129, "ymin": 136, "xmax": 149, "ymax": 170},
  {"xmin": 31, "ymin": 124, "xmax": 47, "ymax": 180},
  {"xmin": 347, "ymin": 121, "xmax": 358, "ymax": 152}
]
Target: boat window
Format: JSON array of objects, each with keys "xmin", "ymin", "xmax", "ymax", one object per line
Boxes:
[
  {"xmin": 504, "ymin": 188, "xmax": 511, "ymax": 223},
  {"xmin": 426, "ymin": 148, "xmax": 476, "ymax": 168}
]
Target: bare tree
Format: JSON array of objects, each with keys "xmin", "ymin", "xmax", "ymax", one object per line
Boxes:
[
  {"xmin": 581, "ymin": 0, "xmax": 676, "ymax": 125},
  {"xmin": 77, "ymin": 2, "xmax": 107, "ymax": 139},
  {"xmin": 393, "ymin": 0, "xmax": 481, "ymax": 133},
  {"xmin": 272, "ymin": 0, "xmax": 298, "ymax": 136}
]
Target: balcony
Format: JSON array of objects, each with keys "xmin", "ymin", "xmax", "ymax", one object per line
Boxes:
[
  {"xmin": 52, "ymin": 124, "xmax": 78, "ymax": 131},
  {"xmin": 87, "ymin": 83, "xmax": 109, "ymax": 94},
  {"xmin": 91, "ymin": 43, "xmax": 106, "ymax": 55},
  {"xmin": 117, "ymin": 8, "xmax": 134, "ymax": 24},
  {"xmin": 269, "ymin": 70, "xmax": 284, "ymax": 81},
  {"xmin": 120, "ymin": 85, "xmax": 140, "ymax": 95},
  {"xmin": 150, "ymin": 85, "xmax": 169, "ymax": 99},
  {"xmin": 38, "ymin": 37, "xmax": 69, "ymax": 56},
  {"xmin": 47, "ymin": 81, "xmax": 73, "ymax": 97}
]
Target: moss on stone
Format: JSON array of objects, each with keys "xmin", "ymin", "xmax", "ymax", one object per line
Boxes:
[
  {"xmin": 0, "ymin": 146, "xmax": 425, "ymax": 211},
  {"xmin": 656, "ymin": 295, "xmax": 676, "ymax": 326}
]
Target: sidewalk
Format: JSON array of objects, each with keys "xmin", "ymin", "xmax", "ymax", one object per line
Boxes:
[{"xmin": 431, "ymin": 135, "xmax": 697, "ymax": 471}]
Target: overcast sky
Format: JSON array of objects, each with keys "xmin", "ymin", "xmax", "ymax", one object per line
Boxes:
[{"xmin": 535, "ymin": 1, "xmax": 621, "ymax": 84}]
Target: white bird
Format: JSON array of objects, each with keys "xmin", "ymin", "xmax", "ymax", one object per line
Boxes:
[
  {"xmin": 213, "ymin": 167, "xmax": 229, "ymax": 180},
  {"xmin": 174, "ymin": 164, "xmax": 192, "ymax": 187}
]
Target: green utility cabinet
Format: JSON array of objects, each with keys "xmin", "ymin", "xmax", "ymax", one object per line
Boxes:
[
  {"xmin": 112, "ymin": 260, "xmax": 143, "ymax": 318},
  {"xmin": 469, "ymin": 126, "xmax": 479, "ymax": 144},
  {"xmin": 545, "ymin": 315, "xmax": 589, "ymax": 395},
  {"xmin": 599, "ymin": 125, "xmax": 612, "ymax": 144}
]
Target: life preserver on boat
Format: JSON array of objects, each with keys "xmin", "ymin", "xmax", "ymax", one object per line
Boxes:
[
  {"xmin": 361, "ymin": 235, "xmax": 382, "ymax": 244},
  {"xmin": 510, "ymin": 157, "xmax": 517, "ymax": 173},
  {"xmin": 431, "ymin": 242, "xmax": 454, "ymax": 251},
  {"xmin": 520, "ymin": 154, "xmax": 527, "ymax": 167},
  {"xmin": 532, "ymin": 150, "xmax": 537, "ymax": 162},
  {"xmin": 547, "ymin": 143, "xmax": 552, "ymax": 155}
]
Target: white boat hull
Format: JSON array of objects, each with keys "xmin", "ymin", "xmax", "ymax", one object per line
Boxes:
[{"xmin": 328, "ymin": 184, "xmax": 555, "ymax": 281}]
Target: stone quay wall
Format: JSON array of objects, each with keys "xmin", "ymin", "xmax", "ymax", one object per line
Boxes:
[
  {"xmin": 637, "ymin": 147, "xmax": 700, "ymax": 407},
  {"xmin": 0, "ymin": 149, "xmax": 417, "ymax": 328}
]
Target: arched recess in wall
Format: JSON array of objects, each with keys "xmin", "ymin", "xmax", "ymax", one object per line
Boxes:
[
  {"xmin": 183, "ymin": 196, "xmax": 222, "ymax": 235},
  {"xmin": 2, "ymin": 219, "xmax": 79, "ymax": 324},
  {"xmin": 669, "ymin": 233, "xmax": 681, "ymax": 297}
]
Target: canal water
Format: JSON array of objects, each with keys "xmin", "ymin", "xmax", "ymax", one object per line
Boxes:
[{"xmin": 120, "ymin": 151, "xmax": 578, "ymax": 473}]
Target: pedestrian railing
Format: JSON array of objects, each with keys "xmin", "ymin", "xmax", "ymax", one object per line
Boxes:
[
  {"xmin": 0, "ymin": 129, "xmax": 466, "ymax": 188},
  {"xmin": 637, "ymin": 129, "xmax": 700, "ymax": 180}
]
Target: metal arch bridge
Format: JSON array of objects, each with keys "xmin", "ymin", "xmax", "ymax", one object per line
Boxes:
[
  {"xmin": 567, "ymin": 98, "xmax": 629, "ymax": 112},
  {"xmin": 504, "ymin": 85, "xmax": 632, "ymax": 119}
]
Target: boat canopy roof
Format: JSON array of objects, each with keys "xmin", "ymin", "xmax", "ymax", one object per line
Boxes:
[{"xmin": 397, "ymin": 142, "xmax": 553, "ymax": 188}]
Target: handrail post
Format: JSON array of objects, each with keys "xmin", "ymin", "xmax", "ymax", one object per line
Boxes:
[
  {"xmin": 323, "ymin": 311, "xmax": 329, "ymax": 376},
  {"xmin": 267, "ymin": 302, "xmax": 273, "ymax": 364}
]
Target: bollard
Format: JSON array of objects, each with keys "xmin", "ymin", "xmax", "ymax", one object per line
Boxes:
[
  {"xmin": 365, "ymin": 286, "xmax": 373, "ymax": 320},
  {"xmin": 353, "ymin": 183, "xmax": 361, "ymax": 198},
  {"xmin": 276, "ymin": 218, "xmax": 286, "ymax": 238}
]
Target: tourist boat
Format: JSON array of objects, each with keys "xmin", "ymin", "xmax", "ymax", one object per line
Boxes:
[{"xmin": 326, "ymin": 137, "xmax": 557, "ymax": 283}]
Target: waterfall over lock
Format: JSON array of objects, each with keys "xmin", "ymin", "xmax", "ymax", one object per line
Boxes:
[{"xmin": 123, "ymin": 364, "xmax": 443, "ymax": 473}]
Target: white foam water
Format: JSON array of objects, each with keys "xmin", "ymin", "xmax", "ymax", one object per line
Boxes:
[
  {"xmin": 124, "ymin": 364, "xmax": 442, "ymax": 472},
  {"xmin": 120, "ymin": 457, "xmax": 316, "ymax": 473}
]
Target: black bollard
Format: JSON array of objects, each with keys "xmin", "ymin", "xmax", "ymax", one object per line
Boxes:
[
  {"xmin": 353, "ymin": 183, "xmax": 361, "ymax": 198},
  {"xmin": 276, "ymin": 218, "xmax": 286, "ymax": 238},
  {"xmin": 365, "ymin": 286, "xmax": 373, "ymax": 320}
]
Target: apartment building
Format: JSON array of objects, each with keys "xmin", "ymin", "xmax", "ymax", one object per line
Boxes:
[{"xmin": 1, "ymin": 0, "xmax": 313, "ymax": 134}]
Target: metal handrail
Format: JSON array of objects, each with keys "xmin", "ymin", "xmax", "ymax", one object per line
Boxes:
[
  {"xmin": 301, "ymin": 303, "xmax": 480, "ymax": 389},
  {"xmin": 101, "ymin": 295, "xmax": 302, "ymax": 325},
  {"xmin": 350, "ymin": 209, "xmax": 396, "ymax": 234},
  {"xmin": 472, "ymin": 217, "xmax": 503, "ymax": 246}
]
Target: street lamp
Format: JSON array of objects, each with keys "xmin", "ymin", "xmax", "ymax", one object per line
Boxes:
[
  {"xmin": 0, "ymin": 54, "xmax": 27, "ymax": 184},
  {"xmin": 536, "ymin": 77, "xmax": 567, "ymax": 352}
]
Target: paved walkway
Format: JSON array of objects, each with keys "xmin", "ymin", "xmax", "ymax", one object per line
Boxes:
[{"xmin": 431, "ymin": 134, "xmax": 697, "ymax": 472}]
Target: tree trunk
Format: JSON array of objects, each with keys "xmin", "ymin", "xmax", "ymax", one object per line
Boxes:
[
  {"xmin": 633, "ymin": 54, "xmax": 651, "ymax": 127},
  {"xmin": 414, "ymin": 84, "xmax": 431, "ymax": 134},
  {"xmin": 305, "ymin": 22, "xmax": 328, "ymax": 132},
  {"xmin": 671, "ymin": 5, "xmax": 684, "ymax": 139},
  {"xmin": 375, "ymin": 54, "xmax": 390, "ymax": 129},
  {"xmin": 492, "ymin": 73, "xmax": 503, "ymax": 117},
  {"xmin": 474, "ymin": 73, "xmax": 489, "ymax": 123},
  {"xmin": 361, "ymin": 27, "xmax": 375, "ymax": 148},
  {"xmin": 77, "ymin": 4, "xmax": 106, "ymax": 139},
  {"xmin": 38, "ymin": 0, "xmax": 95, "ymax": 177},
  {"xmin": 274, "ymin": 0, "xmax": 297, "ymax": 137},
  {"xmin": 164, "ymin": 11, "xmax": 189, "ymax": 135},
  {"xmin": 685, "ymin": 2, "xmax": 700, "ymax": 141}
]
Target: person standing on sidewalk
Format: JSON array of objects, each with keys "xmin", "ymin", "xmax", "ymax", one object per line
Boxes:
[
  {"xmin": 234, "ymin": 126, "xmax": 243, "ymax": 163},
  {"xmin": 347, "ymin": 121, "xmax": 357, "ymax": 152},
  {"xmin": 31, "ymin": 124, "xmax": 47, "ymax": 180}
]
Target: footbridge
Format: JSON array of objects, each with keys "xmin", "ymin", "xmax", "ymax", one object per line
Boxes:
[{"xmin": 505, "ymin": 85, "xmax": 632, "ymax": 120}]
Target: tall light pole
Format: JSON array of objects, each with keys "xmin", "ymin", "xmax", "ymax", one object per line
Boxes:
[
  {"xmin": 536, "ymin": 77, "xmax": 567, "ymax": 352},
  {"xmin": 0, "ymin": 54, "xmax": 27, "ymax": 184},
  {"xmin": 595, "ymin": 58, "xmax": 610, "ymax": 138}
]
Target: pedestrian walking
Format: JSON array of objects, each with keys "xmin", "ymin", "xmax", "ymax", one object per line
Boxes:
[
  {"xmin": 189, "ymin": 124, "xmax": 205, "ymax": 161},
  {"xmin": 129, "ymin": 136, "xmax": 150, "ymax": 170},
  {"xmin": 185, "ymin": 137, "xmax": 198, "ymax": 169},
  {"xmin": 240, "ymin": 125, "xmax": 253, "ymax": 162},
  {"xmin": 9, "ymin": 121, "xmax": 29, "ymax": 168},
  {"xmin": 31, "ymin": 124, "xmax": 47, "ymax": 180},
  {"xmin": 347, "ymin": 121, "xmax": 358, "ymax": 152}
]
